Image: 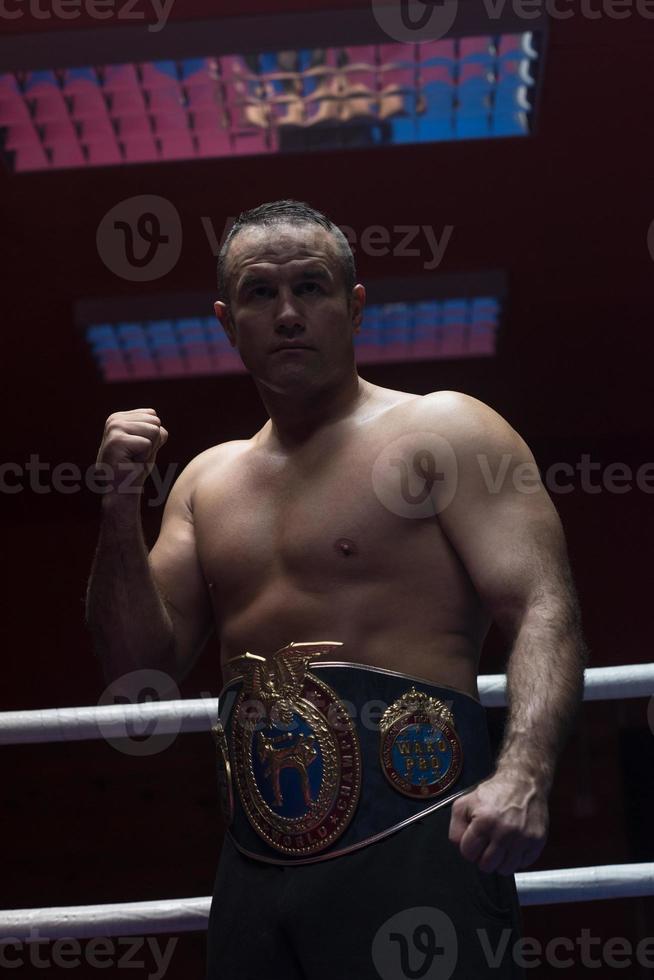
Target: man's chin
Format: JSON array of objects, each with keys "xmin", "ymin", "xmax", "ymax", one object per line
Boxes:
[{"xmin": 255, "ymin": 368, "xmax": 317, "ymax": 396}]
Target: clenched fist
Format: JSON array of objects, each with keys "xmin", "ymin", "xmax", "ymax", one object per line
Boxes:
[
  {"xmin": 448, "ymin": 771, "xmax": 549, "ymax": 876},
  {"xmin": 96, "ymin": 408, "xmax": 168, "ymax": 495}
]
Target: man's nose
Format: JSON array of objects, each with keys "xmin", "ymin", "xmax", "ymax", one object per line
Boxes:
[{"xmin": 273, "ymin": 288, "xmax": 305, "ymax": 336}]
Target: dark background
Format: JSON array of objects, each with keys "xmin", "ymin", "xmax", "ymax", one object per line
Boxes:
[{"xmin": 1, "ymin": 2, "xmax": 653, "ymax": 977}]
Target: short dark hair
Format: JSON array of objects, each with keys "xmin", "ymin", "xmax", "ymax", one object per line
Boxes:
[{"xmin": 216, "ymin": 199, "xmax": 356, "ymax": 306}]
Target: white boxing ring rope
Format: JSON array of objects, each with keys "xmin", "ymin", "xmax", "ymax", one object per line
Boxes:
[
  {"xmin": 1, "ymin": 663, "xmax": 652, "ymax": 940},
  {"xmin": 1, "ymin": 664, "xmax": 653, "ymax": 746},
  {"xmin": 1, "ymin": 865, "xmax": 652, "ymax": 941}
]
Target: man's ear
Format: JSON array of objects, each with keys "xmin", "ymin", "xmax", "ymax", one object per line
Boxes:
[
  {"xmin": 350, "ymin": 284, "xmax": 366, "ymax": 336},
  {"xmin": 214, "ymin": 300, "xmax": 236, "ymax": 347}
]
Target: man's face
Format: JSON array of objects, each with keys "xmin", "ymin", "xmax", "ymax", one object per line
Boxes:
[{"xmin": 214, "ymin": 223, "xmax": 365, "ymax": 393}]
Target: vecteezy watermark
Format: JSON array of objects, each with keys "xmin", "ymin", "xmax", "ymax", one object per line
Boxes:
[
  {"xmin": 648, "ymin": 218, "xmax": 654, "ymax": 262},
  {"xmin": 0, "ymin": 456, "xmax": 178, "ymax": 507},
  {"xmin": 372, "ymin": 906, "xmax": 459, "ymax": 980},
  {"xmin": 97, "ymin": 198, "xmax": 454, "ymax": 282},
  {"xmin": 372, "ymin": 0, "xmax": 460, "ymax": 44},
  {"xmin": 475, "ymin": 929, "xmax": 654, "ymax": 971},
  {"xmin": 95, "ymin": 673, "xmax": 448, "ymax": 755},
  {"xmin": 339, "ymin": 224, "xmax": 454, "ymax": 272},
  {"xmin": 371, "ymin": 908, "xmax": 654, "ymax": 977},
  {"xmin": 0, "ymin": 930, "xmax": 177, "ymax": 978},
  {"xmin": 0, "ymin": 0, "xmax": 175, "ymax": 32},
  {"xmin": 479, "ymin": 453, "xmax": 654, "ymax": 496},
  {"xmin": 97, "ymin": 668, "xmax": 183, "ymax": 756},
  {"xmin": 230, "ymin": 690, "xmax": 439, "ymax": 736},
  {"xmin": 4, "ymin": 451, "xmax": 654, "ymax": 509},
  {"xmin": 370, "ymin": 437, "xmax": 654, "ymax": 520},
  {"xmin": 371, "ymin": 431, "xmax": 459, "ymax": 519},
  {"xmin": 371, "ymin": 0, "xmax": 654, "ymax": 43},
  {"xmin": 206, "ymin": 215, "xmax": 454, "ymax": 273},
  {"xmin": 96, "ymin": 195, "xmax": 183, "ymax": 282}
]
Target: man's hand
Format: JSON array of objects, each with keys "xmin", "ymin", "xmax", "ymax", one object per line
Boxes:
[
  {"xmin": 96, "ymin": 408, "xmax": 168, "ymax": 494},
  {"xmin": 448, "ymin": 771, "xmax": 549, "ymax": 875}
]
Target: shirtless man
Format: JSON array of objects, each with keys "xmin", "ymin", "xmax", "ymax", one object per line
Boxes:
[{"xmin": 86, "ymin": 200, "xmax": 587, "ymax": 979}]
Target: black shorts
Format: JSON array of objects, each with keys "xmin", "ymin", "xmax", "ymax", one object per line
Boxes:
[{"xmin": 206, "ymin": 801, "xmax": 525, "ymax": 979}]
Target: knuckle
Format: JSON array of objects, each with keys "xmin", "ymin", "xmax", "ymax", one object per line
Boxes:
[{"xmin": 473, "ymin": 812, "xmax": 494, "ymax": 832}]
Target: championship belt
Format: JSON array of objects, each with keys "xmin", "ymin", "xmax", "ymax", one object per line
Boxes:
[
  {"xmin": 379, "ymin": 687, "xmax": 462, "ymax": 799},
  {"xmin": 214, "ymin": 644, "xmax": 492, "ymax": 866}
]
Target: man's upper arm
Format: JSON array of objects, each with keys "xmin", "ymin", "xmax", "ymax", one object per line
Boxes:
[
  {"xmin": 425, "ymin": 392, "xmax": 572, "ymax": 634},
  {"xmin": 148, "ymin": 454, "xmax": 214, "ymax": 679}
]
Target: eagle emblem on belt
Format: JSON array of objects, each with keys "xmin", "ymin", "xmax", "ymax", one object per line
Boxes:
[
  {"xmin": 379, "ymin": 687, "xmax": 463, "ymax": 798},
  {"xmin": 227, "ymin": 642, "xmax": 362, "ymax": 857}
]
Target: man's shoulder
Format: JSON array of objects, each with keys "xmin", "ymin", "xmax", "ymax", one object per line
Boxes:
[
  {"xmin": 403, "ymin": 389, "xmax": 500, "ymax": 430},
  {"xmin": 399, "ymin": 390, "xmax": 525, "ymax": 454},
  {"xmin": 171, "ymin": 439, "xmax": 252, "ymax": 505},
  {"xmin": 189, "ymin": 439, "xmax": 252, "ymax": 469}
]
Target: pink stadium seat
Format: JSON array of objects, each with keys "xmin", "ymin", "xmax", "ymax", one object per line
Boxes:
[
  {"xmin": 102, "ymin": 64, "xmax": 140, "ymax": 92},
  {"xmin": 498, "ymin": 34, "xmax": 526, "ymax": 59},
  {"xmin": 109, "ymin": 89, "xmax": 148, "ymax": 117},
  {"xmin": 4, "ymin": 121, "xmax": 39, "ymax": 149},
  {"xmin": 49, "ymin": 143, "xmax": 86, "ymax": 168},
  {"xmin": 342, "ymin": 46, "xmax": 376, "ymax": 69},
  {"xmin": 153, "ymin": 112, "xmax": 188, "ymax": 134},
  {"xmin": 32, "ymin": 90, "xmax": 68, "ymax": 122},
  {"xmin": 120, "ymin": 135, "xmax": 158, "ymax": 162},
  {"xmin": 147, "ymin": 88, "xmax": 185, "ymax": 113},
  {"xmin": 139, "ymin": 62, "xmax": 178, "ymax": 90},
  {"xmin": 231, "ymin": 129, "xmax": 274, "ymax": 155},
  {"xmin": 419, "ymin": 39, "xmax": 456, "ymax": 65},
  {"xmin": 42, "ymin": 118, "xmax": 77, "ymax": 145},
  {"xmin": 459, "ymin": 37, "xmax": 494, "ymax": 62},
  {"xmin": 78, "ymin": 116, "xmax": 115, "ymax": 143},
  {"xmin": 0, "ymin": 73, "xmax": 19, "ymax": 95},
  {"xmin": 379, "ymin": 67, "xmax": 414, "ymax": 91},
  {"xmin": 185, "ymin": 84, "xmax": 217, "ymax": 109},
  {"xmin": 70, "ymin": 88, "xmax": 107, "ymax": 118},
  {"xmin": 0, "ymin": 96, "xmax": 31, "ymax": 126},
  {"xmin": 85, "ymin": 139, "xmax": 122, "ymax": 166},
  {"xmin": 378, "ymin": 43, "xmax": 415, "ymax": 68},
  {"xmin": 159, "ymin": 131, "xmax": 195, "ymax": 159},
  {"xmin": 13, "ymin": 144, "xmax": 49, "ymax": 172},
  {"xmin": 419, "ymin": 64, "xmax": 455, "ymax": 86}
]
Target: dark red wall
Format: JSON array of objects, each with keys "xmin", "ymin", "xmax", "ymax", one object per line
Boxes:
[{"xmin": 2, "ymin": 8, "xmax": 653, "ymax": 978}]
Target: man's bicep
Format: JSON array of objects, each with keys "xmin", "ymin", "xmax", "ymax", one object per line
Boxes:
[
  {"xmin": 433, "ymin": 400, "xmax": 571, "ymax": 633},
  {"xmin": 149, "ymin": 475, "xmax": 214, "ymax": 678}
]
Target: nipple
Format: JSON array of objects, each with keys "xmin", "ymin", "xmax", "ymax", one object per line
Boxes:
[{"xmin": 334, "ymin": 537, "xmax": 357, "ymax": 557}]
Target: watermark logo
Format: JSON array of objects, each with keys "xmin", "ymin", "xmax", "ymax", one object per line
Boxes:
[
  {"xmin": 340, "ymin": 223, "xmax": 454, "ymax": 271},
  {"xmin": 371, "ymin": 0, "xmax": 654, "ymax": 41},
  {"xmin": 371, "ymin": 431, "xmax": 458, "ymax": 518},
  {"xmin": 648, "ymin": 219, "xmax": 654, "ymax": 262},
  {"xmin": 97, "ymin": 668, "xmax": 181, "ymax": 756},
  {"xmin": 372, "ymin": 0, "xmax": 459, "ymax": 43},
  {"xmin": 372, "ymin": 906, "xmax": 458, "ymax": 979},
  {"xmin": 98, "ymin": 205, "xmax": 453, "ymax": 284},
  {"xmin": 0, "ymin": 930, "xmax": 177, "ymax": 978},
  {"xmin": 0, "ymin": 455, "xmax": 178, "ymax": 507},
  {"xmin": 0, "ymin": 0, "xmax": 176, "ymax": 32},
  {"xmin": 96, "ymin": 195, "xmax": 182, "ymax": 282}
]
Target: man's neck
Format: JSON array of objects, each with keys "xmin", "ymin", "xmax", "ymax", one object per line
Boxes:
[{"xmin": 256, "ymin": 373, "xmax": 372, "ymax": 451}]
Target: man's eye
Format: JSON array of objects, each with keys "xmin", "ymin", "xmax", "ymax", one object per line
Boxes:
[
  {"xmin": 298, "ymin": 282, "xmax": 321, "ymax": 294},
  {"xmin": 252, "ymin": 286, "xmax": 272, "ymax": 298}
]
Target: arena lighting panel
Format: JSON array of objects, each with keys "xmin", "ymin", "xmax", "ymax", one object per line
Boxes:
[
  {"xmin": 0, "ymin": 9, "xmax": 547, "ymax": 173},
  {"xmin": 75, "ymin": 274, "xmax": 504, "ymax": 382}
]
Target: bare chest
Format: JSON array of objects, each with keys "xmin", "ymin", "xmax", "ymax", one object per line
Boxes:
[{"xmin": 193, "ymin": 424, "xmax": 455, "ymax": 607}]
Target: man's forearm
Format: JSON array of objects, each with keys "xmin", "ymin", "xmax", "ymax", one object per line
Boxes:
[
  {"xmin": 494, "ymin": 595, "xmax": 588, "ymax": 793},
  {"xmin": 85, "ymin": 494, "xmax": 176, "ymax": 682}
]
